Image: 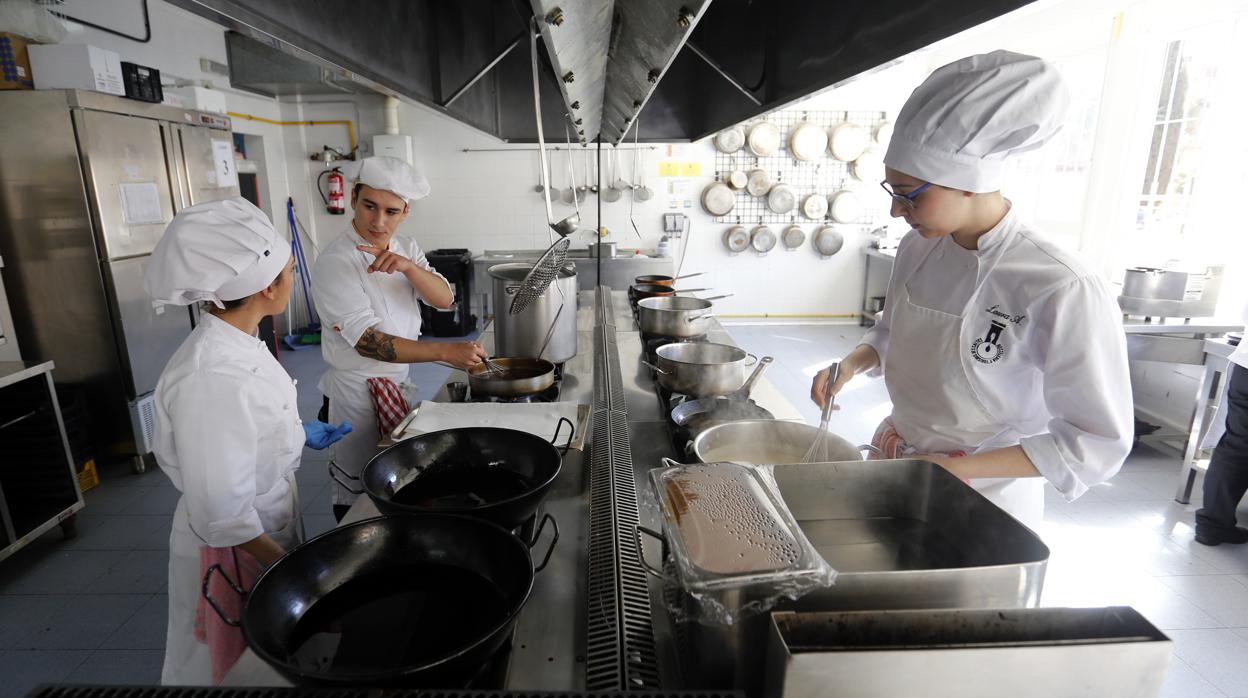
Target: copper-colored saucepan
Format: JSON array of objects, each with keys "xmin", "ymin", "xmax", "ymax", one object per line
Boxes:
[
  {"xmin": 633, "ymin": 271, "xmax": 705, "ymax": 288},
  {"xmin": 629, "ymin": 284, "xmax": 711, "ymax": 303}
]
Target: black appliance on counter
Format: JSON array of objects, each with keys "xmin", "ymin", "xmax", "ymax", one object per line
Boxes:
[{"xmin": 420, "ymin": 249, "xmax": 477, "ymax": 337}]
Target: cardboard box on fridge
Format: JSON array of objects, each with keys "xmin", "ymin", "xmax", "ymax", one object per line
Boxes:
[
  {"xmin": 0, "ymin": 33, "xmax": 35, "ymax": 90},
  {"xmin": 28, "ymin": 42, "xmax": 124, "ymax": 95}
]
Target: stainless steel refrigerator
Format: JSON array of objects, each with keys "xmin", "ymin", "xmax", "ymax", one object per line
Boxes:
[{"xmin": 0, "ymin": 89, "xmax": 240, "ymax": 469}]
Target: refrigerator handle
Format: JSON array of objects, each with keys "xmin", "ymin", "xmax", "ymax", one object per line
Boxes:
[{"xmin": 161, "ymin": 122, "xmax": 190, "ymax": 212}]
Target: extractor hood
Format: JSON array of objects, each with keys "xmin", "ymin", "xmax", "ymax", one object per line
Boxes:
[{"xmin": 170, "ymin": 0, "xmax": 1036, "ymax": 143}]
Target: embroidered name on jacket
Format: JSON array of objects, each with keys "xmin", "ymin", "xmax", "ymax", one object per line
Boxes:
[
  {"xmin": 986, "ymin": 304, "xmax": 1026, "ymax": 325},
  {"xmin": 972, "ymin": 320, "xmax": 1008, "ymax": 364}
]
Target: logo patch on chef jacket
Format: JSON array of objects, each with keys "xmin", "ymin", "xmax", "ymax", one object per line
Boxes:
[{"xmin": 971, "ymin": 320, "xmax": 1008, "ymax": 364}]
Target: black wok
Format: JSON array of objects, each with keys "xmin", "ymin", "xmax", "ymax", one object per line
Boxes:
[
  {"xmin": 671, "ymin": 396, "xmax": 775, "ymax": 437},
  {"xmin": 203, "ymin": 513, "xmax": 558, "ymax": 686},
  {"xmin": 331, "ymin": 419, "xmax": 573, "ymax": 529}
]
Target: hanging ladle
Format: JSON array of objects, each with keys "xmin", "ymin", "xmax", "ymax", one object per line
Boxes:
[{"xmin": 530, "ymin": 20, "xmax": 579, "ymax": 237}]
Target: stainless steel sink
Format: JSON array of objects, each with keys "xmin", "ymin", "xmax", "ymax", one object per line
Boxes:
[
  {"xmin": 664, "ymin": 459, "xmax": 1050, "ymax": 695},
  {"xmin": 776, "ymin": 458, "xmax": 1049, "ymax": 611}
]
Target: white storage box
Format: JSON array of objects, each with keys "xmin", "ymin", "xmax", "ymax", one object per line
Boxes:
[{"xmin": 28, "ymin": 43, "xmax": 124, "ymax": 95}]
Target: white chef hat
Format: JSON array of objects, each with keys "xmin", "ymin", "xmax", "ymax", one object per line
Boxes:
[
  {"xmin": 342, "ymin": 155, "xmax": 430, "ymax": 203},
  {"xmin": 144, "ymin": 197, "xmax": 289, "ymax": 307},
  {"xmin": 884, "ymin": 50, "xmax": 1069, "ymax": 193}
]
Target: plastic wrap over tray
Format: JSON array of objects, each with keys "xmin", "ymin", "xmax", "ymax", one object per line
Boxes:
[{"xmin": 646, "ymin": 460, "xmax": 836, "ymax": 625}]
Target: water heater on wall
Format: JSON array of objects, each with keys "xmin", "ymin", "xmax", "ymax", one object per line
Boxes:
[{"xmin": 373, "ymin": 134, "xmax": 413, "ymax": 164}]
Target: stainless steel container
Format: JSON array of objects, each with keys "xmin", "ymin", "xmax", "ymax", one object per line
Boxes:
[
  {"xmin": 587, "ymin": 241, "xmax": 617, "ymax": 257},
  {"xmin": 488, "ymin": 263, "xmax": 577, "ymax": 364},
  {"xmin": 650, "ymin": 342, "xmax": 755, "ymax": 397},
  {"xmin": 637, "ymin": 296, "xmax": 715, "ymax": 337},
  {"xmin": 1118, "ymin": 265, "xmax": 1224, "ymax": 318},
  {"xmin": 765, "ymin": 607, "xmax": 1171, "ymax": 698},
  {"xmin": 661, "ymin": 459, "xmax": 1050, "ymax": 694},
  {"xmin": 692, "ymin": 419, "xmax": 867, "ymax": 464},
  {"xmin": 1121, "ymin": 267, "xmax": 1188, "ymax": 301}
]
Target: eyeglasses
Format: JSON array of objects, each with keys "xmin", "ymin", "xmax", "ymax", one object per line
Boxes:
[{"xmin": 879, "ymin": 180, "xmax": 933, "ymax": 213}]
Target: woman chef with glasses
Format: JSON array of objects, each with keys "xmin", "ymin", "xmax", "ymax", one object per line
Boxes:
[
  {"xmin": 144, "ymin": 198, "xmax": 351, "ymax": 684},
  {"xmin": 811, "ymin": 51, "xmax": 1134, "ymax": 528}
]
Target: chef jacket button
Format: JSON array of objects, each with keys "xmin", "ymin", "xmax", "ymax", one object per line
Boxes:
[
  {"xmin": 283, "ymin": 404, "xmax": 290, "ymax": 410},
  {"xmin": 296, "ymin": 419, "xmax": 303, "ymax": 425},
  {"xmin": 251, "ymin": 367, "xmax": 259, "ymax": 374},
  {"xmin": 292, "ymin": 378, "xmax": 298, "ymax": 386}
]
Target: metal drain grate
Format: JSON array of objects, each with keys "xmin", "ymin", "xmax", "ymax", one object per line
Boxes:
[
  {"xmin": 591, "ymin": 326, "xmax": 625, "ymax": 412},
  {"xmin": 586, "ymin": 409, "xmax": 660, "ymax": 690},
  {"xmin": 31, "ymin": 688, "xmax": 742, "ymax": 698},
  {"xmin": 595, "ymin": 286, "xmax": 616, "ymax": 327}
]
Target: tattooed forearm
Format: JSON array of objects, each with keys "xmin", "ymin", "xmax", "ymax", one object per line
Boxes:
[{"xmin": 355, "ymin": 327, "xmax": 398, "ymax": 362}]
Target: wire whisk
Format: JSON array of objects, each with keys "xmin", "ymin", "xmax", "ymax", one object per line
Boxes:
[{"xmin": 801, "ymin": 362, "xmax": 840, "ymax": 463}]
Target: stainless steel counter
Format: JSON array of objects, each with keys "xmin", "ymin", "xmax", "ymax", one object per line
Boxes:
[
  {"xmin": 222, "ymin": 289, "xmax": 802, "ymax": 691},
  {"xmin": 606, "ymin": 290, "xmax": 808, "ymax": 689}
]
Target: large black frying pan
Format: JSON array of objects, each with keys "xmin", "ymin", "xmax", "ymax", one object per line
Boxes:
[
  {"xmin": 331, "ymin": 419, "xmax": 573, "ymax": 529},
  {"xmin": 203, "ymin": 513, "xmax": 558, "ymax": 686},
  {"xmin": 671, "ymin": 396, "xmax": 775, "ymax": 438}
]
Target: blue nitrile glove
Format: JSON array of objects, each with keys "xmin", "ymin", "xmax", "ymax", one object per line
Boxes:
[{"xmin": 303, "ymin": 420, "xmax": 353, "ymax": 450}]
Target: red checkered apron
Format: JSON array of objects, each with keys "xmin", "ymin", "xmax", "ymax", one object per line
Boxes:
[
  {"xmin": 366, "ymin": 377, "xmax": 410, "ymax": 437},
  {"xmin": 869, "ymin": 416, "xmax": 967, "ymax": 460}
]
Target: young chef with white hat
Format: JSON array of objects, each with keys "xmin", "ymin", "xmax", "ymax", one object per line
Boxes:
[
  {"xmin": 810, "ymin": 51, "xmax": 1134, "ymax": 528},
  {"xmin": 145, "ymin": 198, "xmax": 352, "ymax": 684},
  {"xmin": 312, "ymin": 155, "xmax": 487, "ymax": 520}
]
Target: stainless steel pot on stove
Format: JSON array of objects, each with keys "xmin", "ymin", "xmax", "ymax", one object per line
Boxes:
[
  {"xmin": 636, "ymin": 295, "xmax": 730, "ymax": 338},
  {"xmin": 646, "ymin": 342, "xmax": 768, "ymax": 398},
  {"xmin": 489, "ymin": 263, "xmax": 577, "ymax": 363},
  {"xmin": 691, "ymin": 419, "xmax": 878, "ymax": 464}
]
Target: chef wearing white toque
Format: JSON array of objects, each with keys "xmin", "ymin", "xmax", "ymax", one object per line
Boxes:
[
  {"xmin": 312, "ymin": 156, "xmax": 486, "ymax": 519},
  {"xmin": 146, "ymin": 198, "xmax": 350, "ymax": 684},
  {"xmin": 810, "ymin": 51, "xmax": 1133, "ymax": 528}
]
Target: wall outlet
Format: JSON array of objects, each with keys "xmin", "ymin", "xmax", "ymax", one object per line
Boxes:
[{"xmin": 663, "ymin": 213, "xmax": 686, "ymax": 233}]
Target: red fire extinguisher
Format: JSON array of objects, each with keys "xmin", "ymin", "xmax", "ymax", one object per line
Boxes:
[{"xmin": 318, "ymin": 168, "xmax": 346, "ymax": 215}]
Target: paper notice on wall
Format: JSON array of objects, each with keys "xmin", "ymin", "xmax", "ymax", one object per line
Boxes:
[
  {"xmin": 667, "ymin": 179, "xmax": 691, "ymax": 195},
  {"xmin": 212, "ymin": 139, "xmax": 237, "ymax": 187},
  {"xmin": 679, "ymin": 162, "xmax": 701, "ymax": 176},
  {"xmin": 658, "ymin": 161, "xmax": 679, "ymax": 177},
  {"xmin": 119, "ymin": 182, "xmax": 164, "ymax": 225}
]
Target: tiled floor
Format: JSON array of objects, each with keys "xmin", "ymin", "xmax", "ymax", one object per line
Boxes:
[{"xmin": 0, "ymin": 323, "xmax": 1245, "ymax": 697}]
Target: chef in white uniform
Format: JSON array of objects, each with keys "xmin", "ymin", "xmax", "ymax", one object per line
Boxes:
[
  {"xmin": 1194, "ymin": 302, "xmax": 1248, "ymax": 545},
  {"xmin": 312, "ymin": 156, "xmax": 486, "ymax": 520},
  {"xmin": 146, "ymin": 198, "xmax": 350, "ymax": 684},
  {"xmin": 810, "ymin": 51, "xmax": 1134, "ymax": 529}
]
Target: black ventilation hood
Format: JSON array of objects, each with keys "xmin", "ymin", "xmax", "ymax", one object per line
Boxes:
[{"xmin": 170, "ymin": 0, "xmax": 1035, "ymax": 143}]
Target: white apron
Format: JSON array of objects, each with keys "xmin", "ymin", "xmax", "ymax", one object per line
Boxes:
[
  {"xmin": 163, "ymin": 473, "xmax": 302, "ymax": 685},
  {"xmin": 883, "ymin": 235, "xmax": 1045, "ymax": 529},
  {"xmin": 321, "ymin": 364, "xmax": 414, "ymax": 506}
]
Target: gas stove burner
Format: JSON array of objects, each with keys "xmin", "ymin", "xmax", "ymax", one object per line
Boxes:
[{"xmin": 470, "ymin": 381, "xmax": 561, "ymax": 404}]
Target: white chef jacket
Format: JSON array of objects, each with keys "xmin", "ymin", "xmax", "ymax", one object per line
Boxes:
[
  {"xmin": 311, "ymin": 228, "xmax": 451, "ymax": 505},
  {"xmin": 153, "ymin": 313, "xmax": 304, "ymax": 684},
  {"xmin": 312, "ymin": 228, "xmax": 451, "ymax": 381},
  {"xmin": 154, "ymin": 313, "xmax": 303, "ymax": 545},
  {"xmin": 862, "ymin": 208, "xmax": 1134, "ymax": 503}
]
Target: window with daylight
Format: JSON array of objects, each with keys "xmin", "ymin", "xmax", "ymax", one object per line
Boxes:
[{"xmin": 1136, "ymin": 38, "xmax": 1215, "ymax": 238}]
